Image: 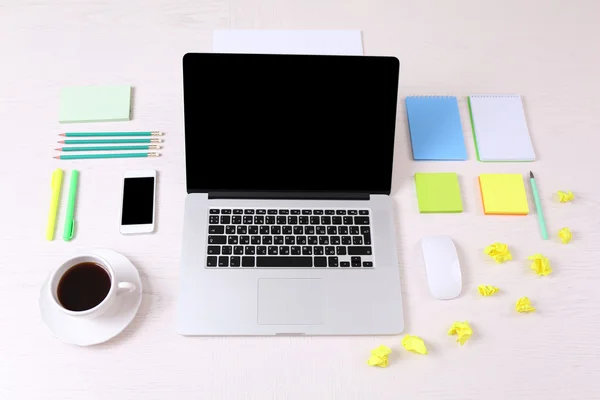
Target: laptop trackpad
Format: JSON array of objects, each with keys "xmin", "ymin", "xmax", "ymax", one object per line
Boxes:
[{"xmin": 258, "ymin": 279, "xmax": 323, "ymax": 325}]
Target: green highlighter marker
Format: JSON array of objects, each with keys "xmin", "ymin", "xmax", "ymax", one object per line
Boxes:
[{"xmin": 63, "ymin": 170, "xmax": 79, "ymax": 241}]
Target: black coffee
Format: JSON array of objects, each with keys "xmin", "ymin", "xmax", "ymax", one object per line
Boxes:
[{"xmin": 57, "ymin": 262, "xmax": 111, "ymax": 311}]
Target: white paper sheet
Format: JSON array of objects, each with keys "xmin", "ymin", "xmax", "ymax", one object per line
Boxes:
[{"xmin": 213, "ymin": 30, "xmax": 363, "ymax": 55}]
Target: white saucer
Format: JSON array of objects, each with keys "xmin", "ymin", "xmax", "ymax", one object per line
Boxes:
[{"xmin": 39, "ymin": 249, "xmax": 143, "ymax": 346}]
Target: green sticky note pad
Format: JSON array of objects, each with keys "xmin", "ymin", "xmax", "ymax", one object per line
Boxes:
[
  {"xmin": 59, "ymin": 85, "xmax": 131, "ymax": 123},
  {"xmin": 414, "ymin": 173, "xmax": 463, "ymax": 213}
]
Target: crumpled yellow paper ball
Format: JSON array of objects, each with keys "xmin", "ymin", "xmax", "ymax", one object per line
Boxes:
[
  {"xmin": 367, "ymin": 345, "xmax": 392, "ymax": 367},
  {"xmin": 478, "ymin": 285, "xmax": 499, "ymax": 296},
  {"xmin": 558, "ymin": 227, "xmax": 572, "ymax": 244},
  {"xmin": 557, "ymin": 191, "xmax": 574, "ymax": 203},
  {"xmin": 484, "ymin": 242, "xmax": 512, "ymax": 263},
  {"xmin": 516, "ymin": 297, "xmax": 536, "ymax": 313},
  {"xmin": 448, "ymin": 321, "xmax": 473, "ymax": 345},
  {"xmin": 402, "ymin": 335, "xmax": 428, "ymax": 355},
  {"xmin": 528, "ymin": 254, "xmax": 552, "ymax": 276}
]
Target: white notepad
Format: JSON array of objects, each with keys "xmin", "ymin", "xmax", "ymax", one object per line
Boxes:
[{"xmin": 468, "ymin": 95, "xmax": 536, "ymax": 161}]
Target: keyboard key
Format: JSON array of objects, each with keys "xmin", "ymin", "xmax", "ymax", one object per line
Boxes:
[
  {"xmin": 328, "ymin": 256, "xmax": 339, "ymax": 267},
  {"xmin": 288, "ymin": 216, "xmax": 298, "ymax": 224},
  {"xmin": 267, "ymin": 209, "xmax": 277, "ymax": 215},
  {"xmin": 354, "ymin": 216, "xmax": 370, "ymax": 225},
  {"xmin": 338, "ymin": 226, "xmax": 348, "ymax": 235},
  {"xmin": 244, "ymin": 209, "xmax": 254, "ymax": 214},
  {"xmin": 285, "ymin": 236, "xmax": 295, "ymax": 245},
  {"xmin": 297, "ymin": 236, "xmax": 307, "ymax": 245},
  {"xmin": 207, "ymin": 256, "xmax": 217, "ymax": 267},
  {"xmin": 363, "ymin": 261, "xmax": 373, "ymax": 267},
  {"xmin": 305, "ymin": 226, "xmax": 315, "ymax": 234},
  {"xmin": 234, "ymin": 246, "xmax": 244, "ymax": 255},
  {"xmin": 207, "ymin": 246, "xmax": 220, "ymax": 255},
  {"xmin": 232, "ymin": 216, "xmax": 242, "ymax": 224},
  {"xmin": 260, "ymin": 226, "xmax": 270, "ymax": 235},
  {"xmin": 342, "ymin": 236, "xmax": 352, "ymax": 245},
  {"xmin": 251, "ymin": 236, "xmax": 261, "ymax": 245},
  {"xmin": 302, "ymin": 246, "xmax": 312, "ymax": 255},
  {"xmin": 237, "ymin": 226, "xmax": 247, "ymax": 234},
  {"xmin": 336, "ymin": 246, "xmax": 346, "ymax": 255},
  {"xmin": 314, "ymin": 246, "xmax": 324, "ymax": 255},
  {"xmin": 321, "ymin": 216, "xmax": 331, "ymax": 225},
  {"xmin": 319, "ymin": 236, "xmax": 329, "ymax": 245},
  {"xmin": 209, "ymin": 225, "xmax": 224, "ymax": 234},
  {"xmin": 310, "ymin": 216, "xmax": 320, "ymax": 225},
  {"xmin": 228, "ymin": 236, "xmax": 239, "ymax": 245},
  {"xmin": 282, "ymin": 226, "xmax": 292, "ymax": 235},
  {"xmin": 218, "ymin": 256, "xmax": 229, "ymax": 267},
  {"xmin": 256, "ymin": 209, "xmax": 266, "ymax": 215},
  {"xmin": 243, "ymin": 216, "xmax": 253, "ymax": 224},
  {"xmin": 299, "ymin": 216, "xmax": 309, "ymax": 225},
  {"xmin": 240, "ymin": 236, "xmax": 250, "ymax": 245},
  {"xmin": 268, "ymin": 246, "xmax": 278, "ymax": 255},
  {"xmin": 230, "ymin": 256, "xmax": 241, "ymax": 267},
  {"xmin": 360, "ymin": 226, "xmax": 370, "ymax": 234},
  {"xmin": 336, "ymin": 210, "xmax": 346, "ymax": 215},
  {"xmin": 314, "ymin": 210, "xmax": 323, "ymax": 215},
  {"xmin": 293, "ymin": 226, "xmax": 303, "ymax": 235},
  {"xmin": 249, "ymin": 225, "xmax": 259, "ymax": 234},
  {"xmin": 277, "ymin": 216, "xmax": 286, "ymax": 225},
  {"xmin": 209, "ymin": 216, "xmax": 219, "ymax": 224},
  {"xmin": 257, "ymin": 246, "xmax": 267, "ymax": 255},
  {"xmin": 302, "ymin": 210, "xmax": 312, "ymax": 215},
  {"xmin": 242, "ymin": 256, "xmax": 255, "ymax": 267},
  {"xmin": 314, "ymin": 257, "xmax": 327, "ymax": 267},
  {"xmin": 210, "ymin": 209, "xmax": 220, "ymax": 214},
  {"xmin": 351, "ymin": 256, "xmax": 362, "ymax": 267},
  {"xmin": 220, "ymin": 216, "xmax": 230, "ymax": 224},
  {"xmin": 343, "ymin": 216, "xmax": 353, "ymax": 225},
  {"xmin": 271, "ymin": 226, "xmax": 281, "ymax": 235},
  {"xmin": 316, "ymin": 226, "xmax": 326, "ymax": 235},
  {"xmin": 208, "ymin": 235, "xmax": 227, "ymax": 244},
  {"xmin": 348, "ymin": 246, "xmax": 372, "ymax": 255},
  {"xmin": 257, "ymin": 256, "xmax": 312, "ymax": 267},
  {"xmin": 221, "ymin": 209, "xmax": 232, "ymax": 214},
  {"xmin": 340, "ymin": 261, "xmax": 350, "ymax": 267},
  {"xmin": 254, "ymin": 216, "xmax": 264, "ymax": 224},
  {"xmin": 278, "ymin": 210, "xmax": 289, "ymax": 215},
  {"xmin": 265, "ymin": 216, "xmax": 275, "ymax": 224},
  {"xmin": 363, "ymin": 233, "xmax": 372, "ymax": 245},
  {"xmin": 244, "ymin": 246, "xmax": 256, "ymax": 255},
  {"xmin": 280, "ymin": 246, "xmax": 290, "ymax": 255},
  {"xmin": 327, "ymin": 226, "xmax": 337, "ymax": 235},
  {"xmin": 348, "ymin": 210, "xmax": 358, "ymax": 215},
  {"xmin": 291, "ymin": 210, "xmax": 301, "ymax": 215},
  {"xmin": 274, "ymin": 236, "xmax": 284, "ymax": 245},
  {"xmin": 308, "ymin": 236, "xmax": 318, "ymax": 245},
  {"xmin": 226, "ymin": 226, "xmax": 235, "ymax": 235},
  {"xmin": 332, "ymin": 216, "xmax": 342, "ymax": 225},
  {"xmin": 222, "ymin": 245, "xmax": 233, "ymax": 255},
  {"xmin": 353, "ymin": 236, "xmax": 363, "ymax": 245},
  {"xmin": 359, "ymin": 210, "xmax": 369, "ymax": 215},
  {"xmin": 325, "ymin": 246, "xmax": 335, "ymax": 255},
  {"xmin": 262, "ymin": 236, "xmax": 273, "ymax": 245},
  {"xmin": 330, "ymin": 236, "xmax": 341, "ymax": 245},
  {"xmin": 233, "ymin": 209, "xmax": 243, "ymax": 214},
  {"xmin": 325, "ymin": 210, "xmax": 335, "ymax": 215},
  {"xmin": 350, "ymin": 226, "xmax": 360, "ymax": 235}
]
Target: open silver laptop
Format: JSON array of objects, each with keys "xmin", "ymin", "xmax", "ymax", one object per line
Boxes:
[{"xmin": 177, "ymin": 53, "xmax": 404, "ymax": 335}]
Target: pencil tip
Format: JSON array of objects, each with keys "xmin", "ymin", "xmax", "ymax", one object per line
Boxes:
[
  {"xmin": 57, "ymin": 140, "xmax": 64, "ymax": 143},
  {"xmin": 59, "ymin": 133, "xmax": 65, "ymax": 136},
  {"xmin": 529, "ymin": 171, "xmax": 534, "ymax": 178},
  {"xmin": 53, "ymin": 156, "xmax": 59, "ymax": 159}
]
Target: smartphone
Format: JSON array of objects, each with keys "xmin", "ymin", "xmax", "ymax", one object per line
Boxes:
[{"xmin": 120, "ymin": 170, "xmax": 157, "ymax": 234}]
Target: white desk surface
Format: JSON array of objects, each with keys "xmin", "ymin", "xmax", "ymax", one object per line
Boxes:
[{"xmin": 1, "ymin": 0, "xmax": 600, "ymax": 399}]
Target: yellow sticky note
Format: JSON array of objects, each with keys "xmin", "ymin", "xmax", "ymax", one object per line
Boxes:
[
  {"xmin": 559, "ymin": 227, "xmax": 572, "ymax": 244},
  {"xmin": 479, "ymin": 174, "xmax": 529, "ymax": 215},
  {"xmin": 557, "ymin": 191, "xmax": 574, "ymax": 203},
  {"xmin": 516, "ymin": 297, "xmax": 536, "ymax": 313},
  {"xmin": 402, "ymin": 335, "xmax": 428, "ymax": 355},
  {"xmin": 448, "ymin": 321, "xmax": 472, "ymax": 345},
  {"xmin": 528, "ymin": 254, "xmax": 552, "ymax": 276},
  {"xmin": 367, "ymin": 345, "xmax": 391, "ymax": 368},
  {"xmin": 484, "ymin": 242, "xmax": 512, "ymax": 263},
  {"xmin": 478, "ymin": 285, "xmax": 499, "ymax": 296}
]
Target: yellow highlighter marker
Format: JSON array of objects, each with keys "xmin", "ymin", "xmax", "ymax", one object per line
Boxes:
[{"xmin": 46, "ymin": 169, "xmax": 63, "ymax": 240}]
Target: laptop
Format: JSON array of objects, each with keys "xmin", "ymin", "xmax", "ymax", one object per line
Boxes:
[{"xmin": 177, "ymin": 53, "xmax": 404, "ymax": 335}]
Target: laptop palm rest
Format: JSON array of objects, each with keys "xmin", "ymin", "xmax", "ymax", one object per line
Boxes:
[{"xmin": 258, "ymin": 279, "xmax": 324, "ymax": 326}]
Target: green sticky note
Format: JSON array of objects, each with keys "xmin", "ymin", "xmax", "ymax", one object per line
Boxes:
[
  {"xmin": 59, "ymin": 85, "xmax": 131, "ymax": 123},
  {"xmin": 414, "ymin": 173, "xmax": 463, "ymax": 213}
]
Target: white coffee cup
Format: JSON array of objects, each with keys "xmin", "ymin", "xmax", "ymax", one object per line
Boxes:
[{"xmin": 49, "ymin": 254, "xmax": 136, "ymax": 319}]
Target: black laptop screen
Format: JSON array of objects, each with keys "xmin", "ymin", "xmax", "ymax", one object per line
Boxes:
[{"xmin": 183, "ymin": 53, "xmax": 399, "ymax": 195}]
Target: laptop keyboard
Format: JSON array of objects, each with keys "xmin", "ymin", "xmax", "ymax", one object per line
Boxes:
[{"xmin": 205, "ymin": 208, "xmax": 374, "ymax": 268}]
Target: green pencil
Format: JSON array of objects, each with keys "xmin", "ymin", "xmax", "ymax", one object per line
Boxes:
[
  {"xmin": 60, "ymin": 131, "xmax": 162, "ymax": 137},
  {"xmin": 58, "ymin": 138, "xmax": 161, "ymax": 144},
  {"xmin": 529, "ymin": 171, "xmax": 548, "ymax": 240},
  {"xmin": 56, "ymin": 145, "xmax": 161, "ymax": 152},
  {"xmin": 54, "ymin": 152, "xmax": 160, "ymax": 160}
]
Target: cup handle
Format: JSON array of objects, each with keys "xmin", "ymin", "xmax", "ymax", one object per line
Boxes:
[{"xmin": 117, "ymin": 281, "xmax": 136, "ymax": 294}]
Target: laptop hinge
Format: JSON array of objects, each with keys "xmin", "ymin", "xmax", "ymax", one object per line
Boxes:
[{"xmin": 207, "ymin": 191, "xmax": 370, "ymax": 201}]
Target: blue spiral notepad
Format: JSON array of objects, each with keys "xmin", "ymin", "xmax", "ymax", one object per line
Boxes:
[{"xmin": 406, "ymin": 96, "xmax": 467, "ymax": 160}]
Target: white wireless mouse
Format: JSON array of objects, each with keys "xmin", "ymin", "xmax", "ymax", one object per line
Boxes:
[{"xmin": 421, "ymin": 236, "xmax": 462, "ymax": 300}]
